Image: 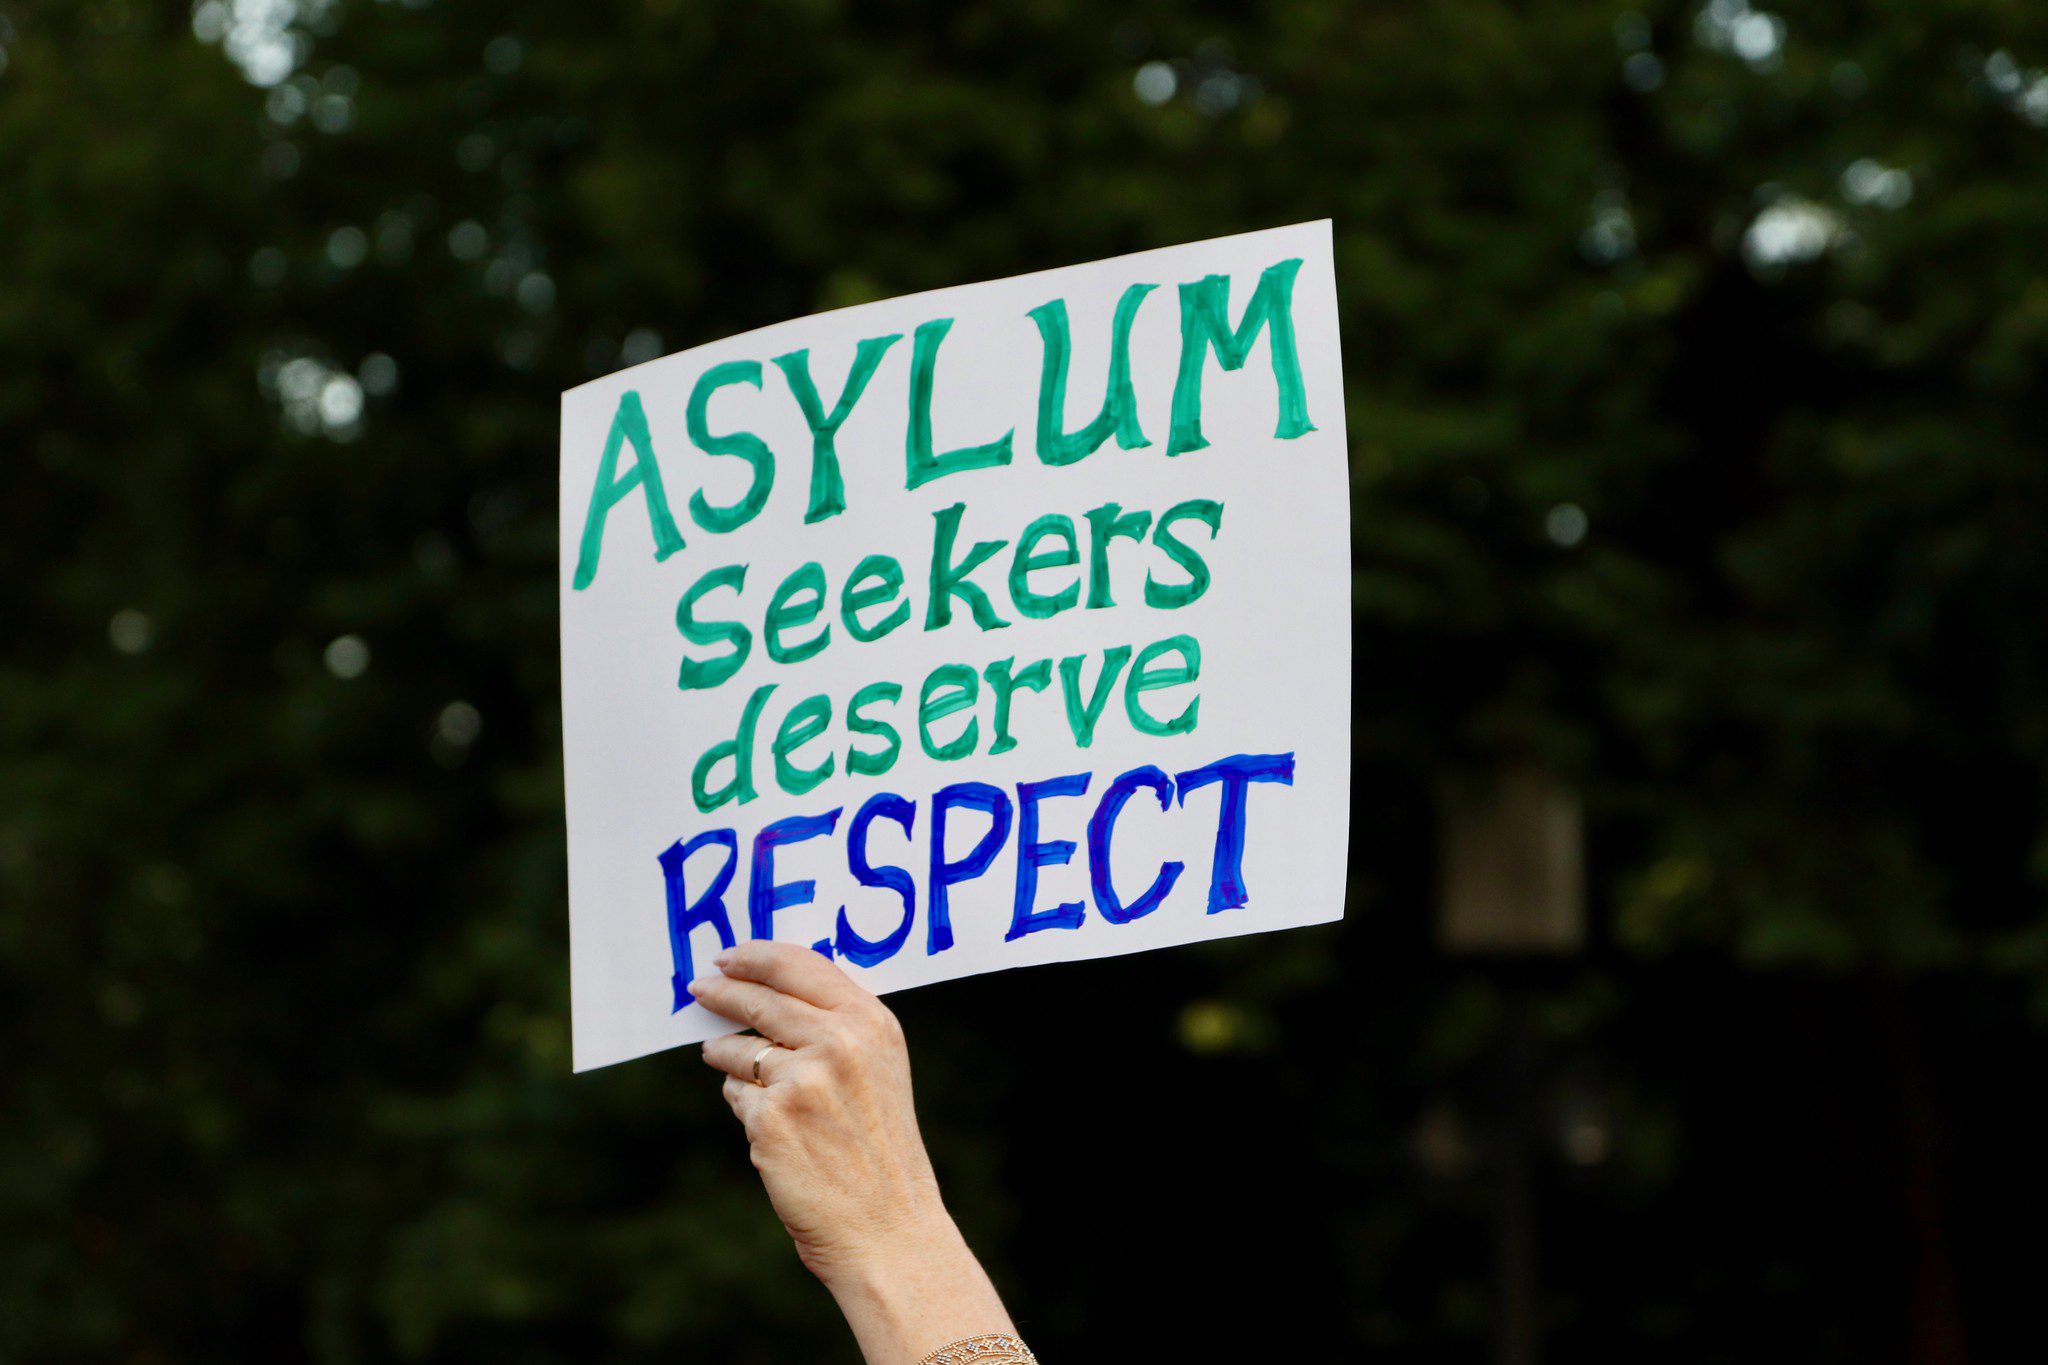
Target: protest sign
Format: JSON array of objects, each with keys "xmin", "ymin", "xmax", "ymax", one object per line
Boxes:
[{"xmin": 561, "ymin": 221, "xmax": 1349, "ymax": 1071}]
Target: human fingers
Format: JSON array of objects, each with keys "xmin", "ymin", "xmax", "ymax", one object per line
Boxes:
[
  {"xmin": 715, "ymin": 940, "xmax": 869, "ymax": 1012},
  {"xmin": 689, "ymin": 973, "xmax": 832, "ymax": 1045},
  {"xmin": 721, "ymin": 1074, "xmax": 766, "ymax": 1128},
  {"xmin": 703, "ymin": 1032, "xmax": 791, "ymax": 1085}
]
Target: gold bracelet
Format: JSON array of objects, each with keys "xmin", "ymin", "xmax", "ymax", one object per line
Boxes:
[{"xmin": 917, "ymin": 1333, "xmax": 1037, "ymax": 1364}]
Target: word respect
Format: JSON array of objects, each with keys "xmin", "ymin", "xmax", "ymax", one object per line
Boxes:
[{"xmin": 662, "ymin": 749, "xmax": 1297, "ymax": 1010}]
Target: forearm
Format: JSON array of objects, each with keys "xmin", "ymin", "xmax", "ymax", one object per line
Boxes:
[
  {"xmin": 692, "ymin": 944, "xmax": 1030, "ymax": 1362},
  {"xmin": 824, "ymin": 1213, "xmax": 1017, "ymax": 1365}
]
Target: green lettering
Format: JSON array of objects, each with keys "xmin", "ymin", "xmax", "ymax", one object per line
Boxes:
[
  {"xmin": 573, "ymin": 389, "xmax": 684, "ymax": 590},
  {"xmin": 1059, "ymin": 646, "xmax": 1131, "ymax": 747},
  {"xmin": 918, "ymin": 663, "xmax": 980, "ymax": 761},
  {"xmin": 772, "ymin": 333, "xmax": 901, "ymax": 523},
  {"xmin": 691, "ymin": 683, "xmax": 776, "ymax": 812},
  {"xmin": 1145, "ymin": 499, "xmax": 1224, "ymax": 609},
  {"xmin": 983, "ymin": 657, "xmax": 1052, "ymax": 756},
  {"xmin": 906, "ymin": 317, "xmax": 1013, "ymax": 488},
  {"xmin": 1084, "ymin": 502, "xmax": 1153, "ymax": 610},
  {"xmin": 1028, "ymin": 283, "xmax": 1156, "ymax": 466},
  {"xmin": 1008, "ymin": 514, "xmax": 1080, "ymax": 620},
  {"xmin": 675, "ymin": 563, "xmax": 751, "ymax": 690},
  {"xmin": 1125, "ymin": 634, "xmax": 1201, "ymax": 736},
  {"xmin": 764, "ymin": 562, "xmax": 830, "ymax": 665},
  {"xmin": 1166, "ymin": 257, "xmax": 1315, "ymax": 458},
  {"xmin": 926, "ymin": 503, "xmax": 1011, "ymax": 632},
  {"xmin": 772, "ymin": 693, "xmax": 836, "ymax": 796},
  {"xmin": 847, "ymin": 681, "xmax": 903, "ymax": 777},
  {"xmin": 841, "ymin": 554, "xmax": 910, "ymax": 643},
  {"xmin": 686, "ymin": 359, "xmax": 776, "ymax": 532}
]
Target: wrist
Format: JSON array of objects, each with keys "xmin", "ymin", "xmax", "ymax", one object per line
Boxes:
[
  {"xmin": 823, "ymin": 1211, "xmax": 1015, "ymax": 1363},
  {"xmin": 808, "ymin": 1187, "xmax": 951, "ymax": 1284},
  {"xmin": 821, "ymin": 1202, "xmax": 965, "ymax": 1297}
]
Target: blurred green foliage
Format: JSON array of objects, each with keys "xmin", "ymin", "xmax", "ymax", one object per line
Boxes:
[{"xmin": 4, "ymin": 0, "xmax": 2047, "ymax": 1358}]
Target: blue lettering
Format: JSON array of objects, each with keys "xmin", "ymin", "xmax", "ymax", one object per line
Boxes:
[
  {"xmin": 1175, "ymin": 752, "xmax": 1294, "ymax": 913},
  {"xmin": 748, "ymin": 808, "xmax": 844, "ymax": 941},
  {"xmin": 653, "ymin": 749, "xmax": 1300, "ymax": 1008},
  {"xmin": 928, "ymin": 781, "xmax": 1012, "ymax": 953},
  {"xmin": 658, "ymin": 829, "xmax": 739, "ymax": 1011},
  {"xmin": 1088, "ymin": 764, "xmax": 1184, "ymax": 923},
  {"xmin": 1008, "ymin": 772, "xmax": 1092, "ymax": 940},
  {"xmin": 835, "ymin": 793, "xmax": 919, "ymax": 967}
]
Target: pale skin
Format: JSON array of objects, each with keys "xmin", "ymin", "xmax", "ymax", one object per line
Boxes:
[{"xmin": 692, "ymin": 941, "xmax": 1016, "ymax": 1364}]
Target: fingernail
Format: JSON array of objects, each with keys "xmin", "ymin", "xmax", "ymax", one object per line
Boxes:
[
  {"xmin": 687, "ymin": 976, "xmax": 715, "ymax": 997},
  {"xmin": 712, "ymin": 949, "xmax": 735, "ymax": 967}
]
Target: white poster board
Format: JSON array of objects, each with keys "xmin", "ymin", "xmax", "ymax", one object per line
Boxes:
[{"xmin": 561, "ymin": 222, "xmax": 1349, "ymax": 1072}]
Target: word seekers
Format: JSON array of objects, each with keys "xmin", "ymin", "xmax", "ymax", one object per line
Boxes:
[
  {"xmin": 659, "ymin": 750, "xmax": 1296, "ymax": 1011},
  {"xmin": 671, "ymin": 496, "xmax": 1226, "ymax": 688}
]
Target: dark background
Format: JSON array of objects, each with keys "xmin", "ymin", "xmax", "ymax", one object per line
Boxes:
[{"xmin": 4, "ymin": 0, "xmax": 2045, "ymax": 1359}]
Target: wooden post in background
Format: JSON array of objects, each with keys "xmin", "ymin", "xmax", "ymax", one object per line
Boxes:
[
  {"xmin": 1438, "ymin": 764, "xmax": 1585, "ymax": 956},
  {"xmin": 1437, "ymin": 763, "xmax": 1587, "ymax": 1365}
]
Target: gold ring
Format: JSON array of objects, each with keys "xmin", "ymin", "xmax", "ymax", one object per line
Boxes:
[{"xmin": 751, "ymin": 1042, "xmax": 777, "ymax": 1086}]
